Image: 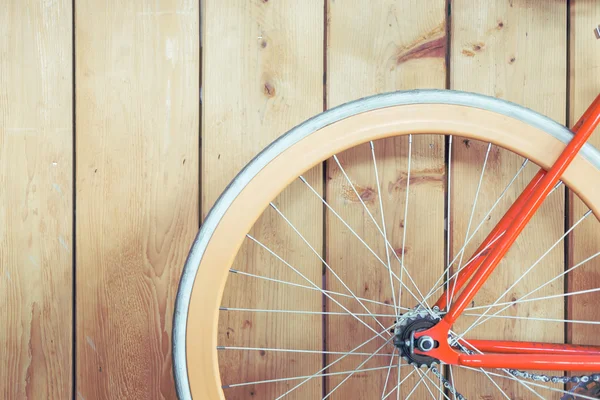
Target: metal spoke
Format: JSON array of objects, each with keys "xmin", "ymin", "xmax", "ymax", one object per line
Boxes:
[
  {"xmin": 220, "ymin": 306, "xmax": 397, "ymax": 318},
  {"xmin": 448, "ymin": 366, "xmax": 458, "ymax": 400},
  {"xmin": 423, "ymin": 231, "xmax": 506, "ymax": 304},
  {"xmin": 222, "ymin": 364, "xmax": 401, "ymax": 388},
  {"xmin": 247, "ymin": 234, "xmax": 389, "ymax": 340},
  {"xmin": 449, "ymin": 143, "xmax": 492, "ymax": 308},
  {"xmin": 396, "ymin": 355, "xmax": 401, "ymax": 400},
  {"xmin": 420, "ymin": 368, "xmax": 453, "ymax": 400},
  {"xmin": 275, "ymin": 322, "xmax": 396, "ymax": 399},
  {"xmin": 398, "ymin": 135, "xmax": 414, "ymax": 316},
  {"xmin": 229, "ymin": 268, "xmax": 402, "ymax": 310},
  {"xmin": 467, "ymin": 247, "xmax": 600, "ymax": 315},
  {"xmin": 455, "ymin": 209, "xmax": 593, "ymax": 342},
  {"xmin": 322, "ymin": 336, "xmax": 394, "ymax": 399},
  {"xmin": 520, "ymin": 245, "xmax": 600, "ymax": 300},
  {"xmin": 269, "ymin": 202, "xmax": 390, "ymax": 335},
  {"xmin": 446, "ymin": 135, "xmax": 454, "ymax": 311},
  {"xmin": 382, "ymin": 368, "xmax": 417, "ymax": 400},
  {"xmin": 415, "ymin": 368, "xmax": 438, "ymax": 400},
  {"xmin": 333, "ymin": 154, "xmax": 417, "ymax": 308},
  {"xmin": 466, "ymin": 285, "xmax": 600, "ymax": 311},
  {"xmin": 298, "ymin": 175, "xmax": 432, "ymax": 313},
  {"xmin": 333, "ymin": 154, "xmax": 433, "ymax": 314},
  {"xmin": 463, "ymin": 312, "xmax": 600, "ymax": 325},
  {"xmin": 370, "ymin": 141, "xmax": 398, "ymax": 313},
  {"xmin": 381, "ymin": 348, "xmax": 398, "ymax": 399},
  {"xmin": 218, "ymin": 345, "xmax": 399, "ymax": 357},
  {"xmin": 450, "ymin": 176, "xmax": 559, "ymax": 281},
  {"xmin": 405, "ymin": 369, "xmax": 428, "ymax": 400},
  {"xmin": 466, "ymin": 247, "xmax": 600, "ymax": 314},
  {"xmin": 480, "ymin": 371, "xmax": 511, "ymax": 400}
]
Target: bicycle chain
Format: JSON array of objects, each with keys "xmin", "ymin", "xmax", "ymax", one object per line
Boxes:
[
  {"xmin": 430, "ymin": 365, "xmax": 467, "ymax": 400},
  {"xmin": 459, "ymin": 345, "xmax": 600, "ymax": 385},
  {"xmin": 506, "ymin": 369, "xmax": 600, "ymax": 385},
  {"xmin": 430, "ymin": 364, "xmax": 600, "ymax": 400},
  {"xmin": 457, "ymin": 345, "xmax": 600, "ymax": 396}
]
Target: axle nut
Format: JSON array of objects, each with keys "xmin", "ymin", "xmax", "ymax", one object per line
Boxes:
[{"xmin": 417, "ymin": 336, "xmax": 435, "ymax": 352}]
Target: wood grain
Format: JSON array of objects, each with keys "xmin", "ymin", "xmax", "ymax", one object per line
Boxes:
[
  {"xmin": 202, "ymin": 1, "xmax": 324, "ymax": 399},
  {"xmin": 3, "ymin": 2, "xmax": 599, "ymax": 399},
  {"xmin": 451, "ymin": 1, "xmax": 566, "ymax": 398},
  {"xmin": 0, "ymin": 1, "xmax": 73, "ymax": 398},
  {"xmin": 568, "ymin": 0, "xmax": 600, "ymax": 362},
  {"xmin": 75, "ymin": 1, "xmax": 199, "ymax": 398},
  {"xmin": 326, "ymin": 1, "xmax": 446, "ymax": 397}
]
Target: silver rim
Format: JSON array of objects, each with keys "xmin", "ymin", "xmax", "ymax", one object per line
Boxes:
[{"xmin": 172, "ymin": 89, "xmax": 600, "ymax": 399}]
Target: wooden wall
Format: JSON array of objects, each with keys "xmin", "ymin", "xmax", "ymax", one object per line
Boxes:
[
  {"xmin": 1, "ymin": 1, "xmax": 73, "ymax": 398},
  {"xmin": 451, "ymin": 1, "xmax": 567, "ymax": 397},
  {"xmin": 326, "ymin": 2, "xmax": 446, "ymax": 398},
  {"xmin": 1, "ymin": 0, "xmax": 599, "ymax": 398}
]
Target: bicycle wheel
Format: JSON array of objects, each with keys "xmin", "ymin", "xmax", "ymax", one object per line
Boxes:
[{"xmin": 173, "ymin": 90, "xmax": 600, "ymax": 399}]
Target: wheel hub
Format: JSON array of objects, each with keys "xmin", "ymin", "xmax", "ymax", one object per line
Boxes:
[{"xmin": 393, "ymin": 308, "xmax": 442, "ymax": 368}]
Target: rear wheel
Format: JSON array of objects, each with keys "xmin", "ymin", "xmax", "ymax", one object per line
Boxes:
[{"xmin": 173, "ymin": 90, "xmax": 600, "ymax": 399}]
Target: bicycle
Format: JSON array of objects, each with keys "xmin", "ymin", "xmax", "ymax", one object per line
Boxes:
[{"xmin": 173, "ymin": 31, "xmax": 600, "ymax": 400}]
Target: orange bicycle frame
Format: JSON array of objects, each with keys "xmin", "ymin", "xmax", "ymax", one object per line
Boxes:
[{"xmin": 415, "ymin": 93, "xmax": 600, "ymax": 371}]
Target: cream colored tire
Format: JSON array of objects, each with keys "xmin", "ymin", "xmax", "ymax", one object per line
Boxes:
[{"xmin": 173, "ymin": 90, "xmax": 600, "ymax": 400}]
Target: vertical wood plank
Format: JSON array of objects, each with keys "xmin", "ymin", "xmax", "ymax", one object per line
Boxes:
[
  {"xmin": 204, "ymin": 1, "xmax": 324, "ymax": 399},
  {"xmin": 568, "ymin": 0, "xmax": 600, "ymax": 359},
  {"xmin": 326, "ymin": 1, "xmax": 447, "ymax": 397},
  {"xmin": 75, "ymin": 1, "xmax": 199, "ymax": 398},
  {"xmin": 0, "ymin": 1, "xmax": 73, "ymax": 398},
  {"xmin": 451, "ymin": 1, "xmax": 566, "ymax": 398}
]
